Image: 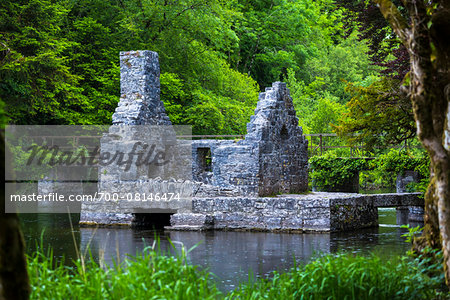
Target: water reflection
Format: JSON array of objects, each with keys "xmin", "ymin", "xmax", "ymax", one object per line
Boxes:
[{"xmin": 20, "ymin": 208, "xmax": 418, "ymax": 292}]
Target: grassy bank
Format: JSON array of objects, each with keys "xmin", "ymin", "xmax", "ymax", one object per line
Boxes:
[
  {"xmin": 228, "ymin": 251, "xmax": 446, "ymax": 300},
  {"xmin": 28, "ymin": 244, "xmax": 446, "ymax": 299}
]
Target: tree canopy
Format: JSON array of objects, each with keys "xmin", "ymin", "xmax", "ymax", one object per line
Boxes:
[
  {"xmin": 334, "ymin": 0, "xmax": 416, "ymax": 149},
  {"xmin": 1, "ymin": 0, "xmax": 377, "ymax": 135}
]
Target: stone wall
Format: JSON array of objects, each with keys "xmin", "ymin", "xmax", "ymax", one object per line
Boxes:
[
  {"xmin": 98, "ymin": 50, "xmax": 178, "ymax": 185},
  {"xmin": 190, "ymin": 82, "xmax": 309, "ymax": 197},
  {"xmin": 396, "ymin": 170, "xmax": 420, "ymax": 193},
  {"xmin": 249, "ymin": 82, "xmax": 308, "ymax": 196},
  {"xmin": 80, "ymin": 51, "xmax": 191, "ymax": 225},
  {"xmin": 169, "ymin": 192, "xmax": 423, "ymax": 232},
  {"xmin": 192, "ymin": 140, "xmax": 235, "ymax": 185},
  {"xmin": 112, "ymin": 50, "xmax": 171, "ymax": 126},
  {"xmin": 37, "ymin": 166, "xmax": 94, "ymax": 213}
]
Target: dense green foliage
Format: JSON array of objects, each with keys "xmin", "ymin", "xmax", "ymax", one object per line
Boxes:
[
  {"xmin": 0, "ymin": 0, "xmax": 88, "ymax": 124},
  {"xmin": 0, "ymin": 0, "xmax": 259, "ymax": 129},
  {"xmin": 309, "ymin": 149, "xmax": 430, "ymax": 192},
  {"xmin": 334, "ymin": 1, "xmax": 415, "ymax": 149},
  {"xmin": 285, "ymin": 31, "xmax": 375, "ymax": 134},
  {"xmin": 374, "ymin": 148, "xmax": 430, "ymax": 194},
  {"xmin": 1, "ymin": 0, "xmax": 377, "ymax": 134},
  {"xmin": 374, "ymin": 149, "xmax": 429, "ymax": 177},
  {"xmin": 335, "ymin": 78, "xmax": 416, "ymax": 150},
  {"xmin": 309, "ymin": 152, "xmax": 368, "ymax": 190},
  {"xmin": 27, "ymin": 243, "xmax": 445, "ymax": 299}
]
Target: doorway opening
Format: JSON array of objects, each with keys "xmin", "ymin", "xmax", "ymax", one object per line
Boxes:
[{"xmin": 132, "ymin": 213, "xmax": 173, "ymax": 229}]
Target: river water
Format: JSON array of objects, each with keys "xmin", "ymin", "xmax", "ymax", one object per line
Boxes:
[{"xmin": 19, "ymin": 208, "xmax": 419, "ymax": 291}]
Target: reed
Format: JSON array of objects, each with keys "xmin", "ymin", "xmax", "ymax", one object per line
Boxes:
[
  {"xmin": 227, "ymin": 251, "xmax": 446, "ymax": 300},
  {"xmin": 28, "ymin": 239, "xmax": 222, "ymax": 299},
  {"xmin": 27, "ymin": 242, "xmax": 445, "ymax": 299}
]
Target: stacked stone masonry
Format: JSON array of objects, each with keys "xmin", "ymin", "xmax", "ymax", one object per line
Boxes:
[
  {"xmin": 192, "ymin": 81, "xmax": 309, "ymax": 197},
  {"xmin": 112, "ymin": 50, "xmax": 171, "ymax": 125},
  {"xmin": 169, "ymin": 193, "xmax": 423, "ymax": 232},
  {"xmin": 79, "ymin": 50, "xmax": 424, "ymax": 231}
]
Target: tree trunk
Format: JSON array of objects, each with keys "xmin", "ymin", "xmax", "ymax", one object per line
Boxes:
[
  {"xmin": 414, "ymin": 176, "xmax": 441, "ymax": 251},
  {"xmin": 0, "ymin": 132, "xmax": 30, "ymax": 300}
]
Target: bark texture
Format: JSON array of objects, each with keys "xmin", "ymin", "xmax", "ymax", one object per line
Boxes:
[{"xmin": 374, "ymin": 0, "xmax": 450, "ymax": 286}]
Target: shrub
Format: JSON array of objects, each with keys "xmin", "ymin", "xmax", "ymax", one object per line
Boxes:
[
  {"xmin": 309, "ymin": 149, "xmax": 430, "ymax": 193},
  {"xmin": 309, "ymin": 152, "xmax": 368, "ymax": 191}
]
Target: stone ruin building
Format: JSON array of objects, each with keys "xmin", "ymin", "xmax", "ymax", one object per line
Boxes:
[
  {"xmin": 76, "ymin": 49, "xmax": 425, "ymax": 232},
  {"xmin": 79, "ymin": 50, "xmax": 310, "ymax": 228}
]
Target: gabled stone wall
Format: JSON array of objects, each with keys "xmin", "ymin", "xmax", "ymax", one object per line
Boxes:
[
  {"xmin": 248, "ymin": 82, "xmax": 308, "ymax": 195},
  {"xmin": 193, "ymin": 82, "xmax": 308, "ymax": 197}
]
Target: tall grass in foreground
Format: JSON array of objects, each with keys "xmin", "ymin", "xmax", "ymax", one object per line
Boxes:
[
  {"xmin": 28, "ymin": 244, "xmax": 446, "ymax": 299},
  {"xmin": 28, "ymin": 242, "xmax": 222, "ymax": 299},
  {"xmin": 227, "ymin": 251, "xmax": 447, "ymax": 300}
]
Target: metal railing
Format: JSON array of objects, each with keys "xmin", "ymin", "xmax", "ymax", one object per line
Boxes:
[{"xmin": 25, "ymin": 133, "xmax": 410, "ymax": 158}]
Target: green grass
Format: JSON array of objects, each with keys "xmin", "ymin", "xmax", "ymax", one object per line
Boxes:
[
  {"xmin": 28, "ymin": 241, "xmax": 222, "ymax": 299},
  {"xmin": 28, "ymin": 243, "xmax": 447, "ymax": 299},
  {"xmin": 228, "ymin": 252, "xmax": 446, "ymax": 300}
]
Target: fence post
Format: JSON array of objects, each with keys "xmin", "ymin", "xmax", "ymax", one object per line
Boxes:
[{"xmin": 320, "ymin": 134, "xmax": 323, "ymax": 156}]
